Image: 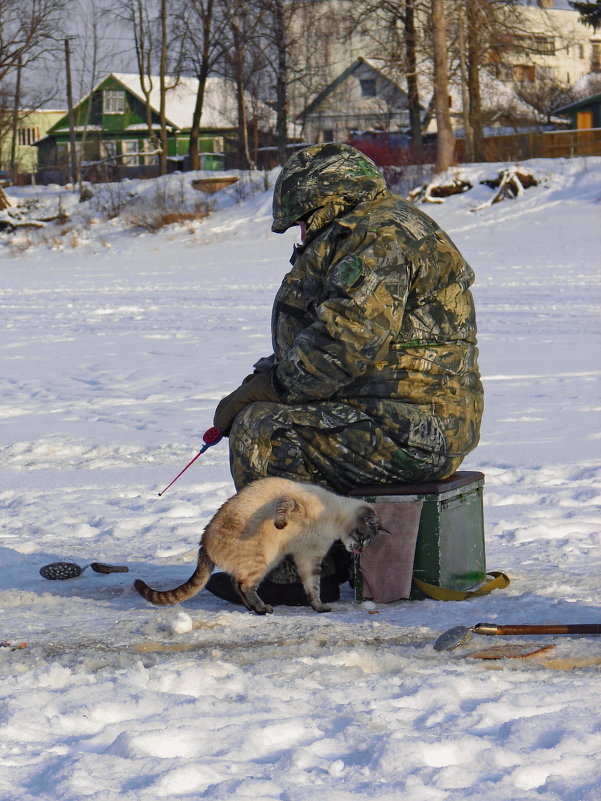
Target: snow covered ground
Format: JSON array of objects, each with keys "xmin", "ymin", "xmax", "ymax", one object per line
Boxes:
[{"xmin": 1, "ymin": 158, "xmax": 600, "ymax": 801}]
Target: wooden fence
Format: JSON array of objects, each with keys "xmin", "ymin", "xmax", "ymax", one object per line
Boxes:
[{"xmin": 455, "ymin": 128, "xmax": 601, "ymax": 163}]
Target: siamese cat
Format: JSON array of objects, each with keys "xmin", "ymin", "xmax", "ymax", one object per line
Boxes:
[{"xmin": 134, "ymin": 477, "xmax": 384, "ymax": 614}]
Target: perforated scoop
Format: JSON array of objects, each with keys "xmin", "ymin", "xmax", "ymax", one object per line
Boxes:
[
  {"xmin": 434, "ymin": 622, "xmax": 601, "ymax": 652},
  {"xmin": 39, "ymin": 561, "xmax": 129, "ymax": 580}
]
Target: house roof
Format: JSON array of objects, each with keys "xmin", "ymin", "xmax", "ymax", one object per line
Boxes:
[
  {"xmin": 300, "ymin": 57, "xmax": 416, "ymax": 118},
  {"xmin": 54, "ymin": 73, "xmax": 275, "ymax": 132},
  {"xmin": 111, "ymin": 73, "xmax": 252, "ymax": 130},
  {"xmin": 554, "ymin": 92, "xmax": 601, "ymax": 114},
  {"xmin": 300, "ymin": 55, "xmax": 551, "ymax": 128}
]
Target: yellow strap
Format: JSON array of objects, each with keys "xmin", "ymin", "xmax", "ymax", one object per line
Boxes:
[{"xmin": 412, "ymin": 571, "xmax": 510, "ymax": 601}]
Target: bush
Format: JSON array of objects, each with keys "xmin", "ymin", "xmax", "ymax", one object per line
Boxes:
[{"xmin": 124, "ymin": 202, "xmax": 212, "ymax": 233}]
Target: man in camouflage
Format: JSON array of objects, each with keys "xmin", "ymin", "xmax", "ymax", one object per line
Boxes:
[{"xmin": 214, "ymin": 142, "xmax": 483, "ymax": 494}]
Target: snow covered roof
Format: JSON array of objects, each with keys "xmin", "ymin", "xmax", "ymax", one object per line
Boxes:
[
  {"xmin": 313, "ymin": 56, "xmax": 556, "ymax": 130},
  {"xmin": 94, "ymin": 73, "xmax": 275, "ymax": 131},
  {"xmin": 302, "ymin": 55, "xmax": 549, "ymax": 129},
  {"xmin": 361, "ymin": 56, "xmax": 548, "ymax": 124}
]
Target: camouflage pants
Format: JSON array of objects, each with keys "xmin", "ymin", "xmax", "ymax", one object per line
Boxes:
[{"xmin": 228, "ymin": 399, "xmax": 461, "ymax": 493}]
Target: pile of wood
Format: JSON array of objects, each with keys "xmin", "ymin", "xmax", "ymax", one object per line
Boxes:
[
  {"xmin": 0, "ymin": 192, "xmax": 66, "ymax": 233},
  {"xmin": 408, "ymin": 176, "xmax": 473, "ymax": 204},
  {"xmin": 471, "ymin": 166, "xmax": 538, "ymax": 211}
]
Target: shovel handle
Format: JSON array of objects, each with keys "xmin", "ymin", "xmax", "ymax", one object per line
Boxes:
[{"xmin": 476, "ymin": 623, "xmax": 601, "ymax": 636}]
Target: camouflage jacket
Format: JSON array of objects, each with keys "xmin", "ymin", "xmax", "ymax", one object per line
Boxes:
[{"xmin": 264, "ymin": 145, "xmax": 483, "ymax": 460}]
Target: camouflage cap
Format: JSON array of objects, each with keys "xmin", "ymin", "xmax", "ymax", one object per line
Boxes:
[{"xmin": 271, "ymin": 143, "xmax": 386, "ymax": 234}]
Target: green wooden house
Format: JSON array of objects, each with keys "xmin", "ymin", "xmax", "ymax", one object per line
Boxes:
[{"xmin": 36, "ymin": 73, "xmax": 270, "ymax": 181}]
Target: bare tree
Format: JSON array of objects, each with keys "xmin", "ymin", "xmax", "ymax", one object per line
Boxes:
[
  {"xmin": 431, "ymin": 0, "xmax": 454, "ymax": 172},
  {"xmin": 256, "ymin": 0, "xmax": 292, "ymax": 165},
  {"xmin": 112, "ymin": 0, "xmax": 161, "ymax": 161},
  {"xmin": 111, "ymin": 0, "xmax": 181, "ymax": 174},
  {"xmin": 340, "ymin": 0, "xmax": 427, "ymax": 150},
  {"xmin": 216, "ymin": 0, "xmax": 266, "ymax": 169},
  {"xmin": 465, "ymin": 0, "xmax": 485, "ymax": 161},
  {"xmin": 0, "ymin": 0, "xmax": 70, "ymax": 174},
  {"xmin": 515, "ymin": 75, "xmax": 576, "ymax": 126},
  {"xmin": 174, "ymin": 0, "xmax": 227, "ymax": 170},
  {"xmin": 0, "ymin": 0, "xmax": 69, "ymax": 84},
  {"xmin": 158, "ymin": 0, "xmax": 172, "ymax": 175},
  {"xmin": 424, "ymin": 0, "xmax": 559, "ymax": 162},
  {"xmin": 287, "ymin": 0, "xmax": 346, "ymax": 140},
  {"xmin": 457, "ymin": 11, "xmax": 474, "ymax": 162}
]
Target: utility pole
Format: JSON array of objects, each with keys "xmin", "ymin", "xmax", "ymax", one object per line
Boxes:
[
  {"xmin": 9, "ymin": 57, "xmax": 22, "ymax": 184},
  {"xmin": 64, "ymin": 37, "xmax": 79, "ymax": 186}
]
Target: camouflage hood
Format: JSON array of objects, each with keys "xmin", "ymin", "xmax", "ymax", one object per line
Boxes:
[{"xmin": 271, "ymin": 143, "xmax": 387, "ymax": 235}]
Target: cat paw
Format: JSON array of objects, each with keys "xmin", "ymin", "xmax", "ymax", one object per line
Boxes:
[{"xmin": 252, "ymin": 603, "xmax": 273, "ymax": 615}]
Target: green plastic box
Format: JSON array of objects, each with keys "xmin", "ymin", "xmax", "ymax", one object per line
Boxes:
[{"xmin": 349, "ymin": 471, "xmax": 486, "ymax": 602}]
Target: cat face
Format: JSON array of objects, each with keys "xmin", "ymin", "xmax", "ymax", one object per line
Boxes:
[{"xmin": 345, "ymin": 507, "xmax": 384, "ymax": 553}]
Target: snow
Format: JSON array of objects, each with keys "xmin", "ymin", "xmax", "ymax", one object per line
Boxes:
[{"xmin": 1, "ymin": 157, "xmax": 600, "ymax": 801}]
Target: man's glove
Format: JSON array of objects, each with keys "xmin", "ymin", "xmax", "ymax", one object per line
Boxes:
[{"xmin": 213, "ymin": 372, "xmax": 280, "ymax": 433}]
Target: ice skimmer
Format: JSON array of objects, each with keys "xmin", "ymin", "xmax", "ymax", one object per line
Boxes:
[{"xmin": 434, "ymin": 622, "xmax": 601, "ymax": 651}]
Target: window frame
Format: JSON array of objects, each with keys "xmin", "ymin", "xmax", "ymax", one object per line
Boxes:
[
  {"xmin": 103, "ymin": 89, "xmax": 125, "ymax": 114},
  {"xmin": 122, "ymin": 139, "xmax": 140, "ymax": 166},
  {"xmin": 359, "ymin": 78, "xmax": 377, "ymax": 98}
]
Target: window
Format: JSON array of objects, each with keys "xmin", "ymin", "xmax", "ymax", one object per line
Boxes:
[
  {"xmin": 360, "ymin": 78, "xmax": 377, "ymax": 98},
  {"xmin": 101, "ymin": 141, "xmax": 117, "ymax": 160},
  {"xmin": 532, "ymin": 35, "xmax": 555, "ymax": 56},
  {"xmin": 213, "ymin": 136, "xmax": 224, "ymax": 153},
  {"xmin": 17, "ymin": 127, "xmax": 40, "ymax": 146},
  {"xmin": 514, "ymin": 64, "xmax": 536, "ymax": 83},
  {"xmin": 56, "ymin": 142, "xmax": 69, "ymax": 164},
  {"xmin": 321, "ymin": 129, "xmax": 334, "ymax": 142},
  {"xmin": 141, "ymin": 139, "xmax": 158, "ymax": 165},
  {"xmin": 513, "ymin": 33, "xmax": 555, "ymax": 56},
  {"xmin": 122, "ymin": 140, "xmax": 140, "ymax": 166},
  {"xmin": 579, "ymin": 43, "xmax": 585, "ymax": 59},
  {"xmin": 103, "ymin": 89, "xmax": 125, "ymax": 114}
]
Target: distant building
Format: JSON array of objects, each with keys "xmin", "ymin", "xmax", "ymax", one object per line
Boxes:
[
  {"xmin": 288, "ymin": 0, "xmax": 600, "ymax": 126},
  {"xmin": 299, "ymin": 57, "xmax": 420, "ymax": 144},
  {"xmin": 299, "ymin": 56, "xmax": 550, "ymax": 144},
  {"xmin": 0, "ymin": 109, "xmax": 65, "ymax": 176},
  {"xmin": 35, "ymin": 73, "xmax": 275, "ymax": 181},
  {"xmin": 489, "ymin": 1, "xmax": 601, "ymax": 88},
  {"xmin": 554, "ymin": 92, "xmax": 601, "ymax": 128}
]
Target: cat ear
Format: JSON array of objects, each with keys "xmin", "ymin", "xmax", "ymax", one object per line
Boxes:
[{"xmin": 274, "ymin": 497, "xmax": 297, "ymax": 529}]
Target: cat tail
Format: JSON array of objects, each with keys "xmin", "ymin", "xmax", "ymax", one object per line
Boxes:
[{"xmin": 134, "ymin": 548, "xmax": 215, "ymax": 606}]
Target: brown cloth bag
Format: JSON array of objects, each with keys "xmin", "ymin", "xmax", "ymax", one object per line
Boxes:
[{"xmin": 358, "ymin": 501, "xmax": 423, "ymax": 602}]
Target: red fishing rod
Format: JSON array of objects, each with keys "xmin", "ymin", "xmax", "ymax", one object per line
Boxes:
[
  {"xmin": 38, "ymin": 427, "xmax": 225, "ymax": 581},
  {"xmin": 157, "ymin": 427, "xmax": 223, "ymax": 496}
]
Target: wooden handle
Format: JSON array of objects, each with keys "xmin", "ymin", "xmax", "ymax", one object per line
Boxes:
[{"xmin": 476, "ymin": 623, "xmax": 601, "ymax": 636}]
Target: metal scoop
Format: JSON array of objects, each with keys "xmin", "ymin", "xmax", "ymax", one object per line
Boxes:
[
  {"xmin": 434, "ymin": 622, "xmax": 601, "ymax": 652},
  {"xmin": 39, "ymin": 561, "xmax": 129, "ymax": 580}
]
